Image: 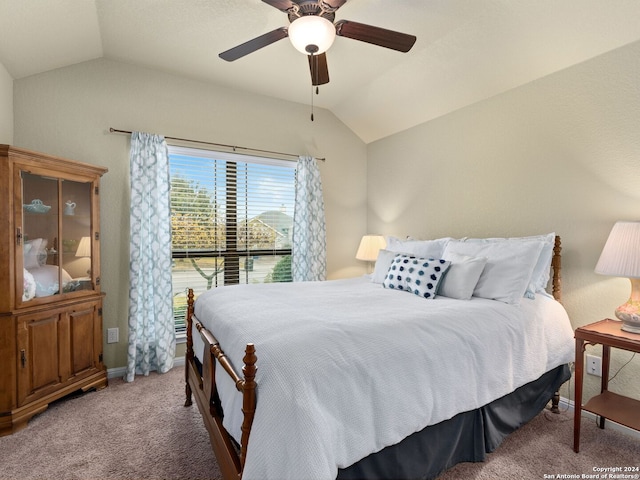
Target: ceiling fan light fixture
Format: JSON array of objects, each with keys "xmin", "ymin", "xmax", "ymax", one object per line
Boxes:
[{"xmin": 288, "ymin": 15, "xmax": 336, "ymax": 55}]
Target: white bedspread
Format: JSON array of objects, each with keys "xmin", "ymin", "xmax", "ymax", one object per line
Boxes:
[{"xmin": 193, "ymin": 276, "xmax": 574, "ymax": 480}]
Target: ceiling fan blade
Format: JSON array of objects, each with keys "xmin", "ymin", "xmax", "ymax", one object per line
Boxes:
[
  {"xmin": 219, "ymin": 27, "xmax": 289, "ymax": 61},
  {"xmin": 261, "ymin": 0, "xmax": 296, "ymax": 13},
  {"xmin": 308, "ymin": 52, "xmax": 329, "ymax": 86},
  {"xmin": 335, "ymin": 19, "xmax": 416, "ymax": 53}
]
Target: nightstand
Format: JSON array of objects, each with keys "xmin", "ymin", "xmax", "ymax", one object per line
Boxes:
[{"xmin": 574, "ymin": 318, "xmax": 640, "ymax": 453}]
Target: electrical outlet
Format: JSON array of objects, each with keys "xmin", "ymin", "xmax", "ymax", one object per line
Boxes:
[
  {"xmin": 586, "ymin": 354, "xmax": 602, "ymax": 377},
  {"xmin": 107, "ymin": 328, "xmax": 119, "ymax": 344}
]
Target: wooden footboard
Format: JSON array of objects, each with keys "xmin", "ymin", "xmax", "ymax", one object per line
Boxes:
[{"xmin": 184, "ymin": 289, "xmax": 256, "ymax": 480}]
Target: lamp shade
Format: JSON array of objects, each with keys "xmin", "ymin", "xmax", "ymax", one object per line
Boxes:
[
  {"xmin": 356, "ymin": 235, "xmax": 387, "ymax": 262},
  {"xmin": 75, "ymin": 236, "xmax": 91, "ymax": 258},
  {"xmin": 288, "ymin": 15, "xmax": 336, "ymax": 55},
  {"xmin": 595, "ymin": 221, "xmax": 640, "ymax": 278},
  {"xmin": 595, "ymin": 221, "xmax": 640, "ymax": 333}
]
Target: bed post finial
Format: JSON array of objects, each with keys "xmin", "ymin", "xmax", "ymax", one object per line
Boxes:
[
  {"xmin": 552, "ymin": 236, "xmax": 562, "ymax": 302},
  {"xmin": 551, "ymin": 236, "xmax": 563, "ymax": 415},
  {"xmin": 184, "ymin": 288, "xmax": 195, "ymax": 407},
  {"xmin": 240, "ymin": 343, "xmax": 257, "ymax": 471}
]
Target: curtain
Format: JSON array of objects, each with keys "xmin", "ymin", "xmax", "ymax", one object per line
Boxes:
[
  {"xmin": 292, "ymin": 156, "xmax": 326, "ymax": 282},
  {"xmin": 126, "ymin": 132, "xmax": 176, "ymax": 382}
]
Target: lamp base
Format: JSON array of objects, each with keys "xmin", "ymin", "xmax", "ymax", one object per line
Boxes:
[
  {"xmin": 615, "ymin": 301, "xmax": 640, "ymax": 334},
  {"xmin": 621, "ymin": 322, "xmax": 640, "ymax": 334}
]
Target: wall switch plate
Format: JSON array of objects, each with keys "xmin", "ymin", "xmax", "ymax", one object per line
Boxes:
[
  {"xmin": 586, "ymin": 354, "xmax": 602, "ymax": 377},
  {"xmin": 107, "ymin": 328, "xmax": 119, "ymax": 344}
]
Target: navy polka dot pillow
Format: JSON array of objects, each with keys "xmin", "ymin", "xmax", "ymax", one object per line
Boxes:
[{"xmin": 382, "ymin": 254, "xmax": 451, "ymax": 299}]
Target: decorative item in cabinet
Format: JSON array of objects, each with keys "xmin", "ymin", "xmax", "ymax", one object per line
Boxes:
[
  {"xmin": 0, "ymin": 144, "xmax": 108, "ymax": 436},
  {"xmin": 23, "ymin": 199, "xmax": 51, "ymax": 214}
]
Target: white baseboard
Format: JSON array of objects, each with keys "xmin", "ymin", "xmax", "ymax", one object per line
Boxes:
[
  {"xmin": 558, "ymin": 395, "xmax": 640, "ymax": 440},
  {"xmin": 106, "ymin": 356, "xmax": 186, "ymax": 379}
]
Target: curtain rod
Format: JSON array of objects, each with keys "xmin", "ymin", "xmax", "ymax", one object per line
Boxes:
[{"xmin": 109, "ymin": 128, "xmax": 325, "ymax": 162}]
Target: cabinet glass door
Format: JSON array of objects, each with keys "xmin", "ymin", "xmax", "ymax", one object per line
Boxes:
[
  {"xmin": 21, "ymin": 172, "xmax": 60, "ymax": 301},
  {"xmin": 61, "ymin": 179, "xmax": 93, "ymax": 290},
  {"xmin": 20, "ymin": 172, "xmax": 94, "ymax": 302}
]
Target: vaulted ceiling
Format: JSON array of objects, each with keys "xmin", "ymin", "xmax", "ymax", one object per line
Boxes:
[{"xmin": 1, "ymin": 0, "xmax": 640, "ymax": 143}]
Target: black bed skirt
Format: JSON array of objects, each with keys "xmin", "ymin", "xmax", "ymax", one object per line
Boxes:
[{"xmin": 337, "ymin": 364, "xmax": 571, "ymax": 480}]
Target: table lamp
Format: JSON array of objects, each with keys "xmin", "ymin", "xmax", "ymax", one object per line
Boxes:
[
  {"xmin": 356, "ymin": 235, "xmax": 386, "ymax": 272},
  {"xmin": 595, "ymin": 221, "xmax": 640, "ymax": 333},
  {"xmin": 76, "ymin": 236, "xmax": 92, "ymax": 276}
]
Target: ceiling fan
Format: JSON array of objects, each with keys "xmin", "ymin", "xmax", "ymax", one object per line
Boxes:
[{"xmin": 219, "ymin": 0, "xmax": 417, "ymax": 86}]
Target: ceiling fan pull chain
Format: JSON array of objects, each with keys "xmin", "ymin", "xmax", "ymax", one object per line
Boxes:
[
  {"xmin": 311, "ymin": 85, "xmax": 320, "ymax": 121},
  {"xmin": 310, "ymin": 51, "xmax": 316, "ymax": 121}
]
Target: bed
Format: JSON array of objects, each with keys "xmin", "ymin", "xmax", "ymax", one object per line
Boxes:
[{"xmin": 184, "ymin": 233, "xmax": 574, "ymax": 480}]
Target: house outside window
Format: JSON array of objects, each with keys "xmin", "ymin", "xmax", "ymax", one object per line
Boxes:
[{"xmin": 168, "ymin": 146, "xmax": 296, "ymax": 336}]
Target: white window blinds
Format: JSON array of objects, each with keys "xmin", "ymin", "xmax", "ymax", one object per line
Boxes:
[{"xmin": 168, "ymin": 146, "xmax": 296, "ymax": 333}]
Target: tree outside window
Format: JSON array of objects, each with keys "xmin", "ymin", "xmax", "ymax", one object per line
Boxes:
[{"xmin": 168, "ymin": 147, "xmax": 295, "ymax": 335}]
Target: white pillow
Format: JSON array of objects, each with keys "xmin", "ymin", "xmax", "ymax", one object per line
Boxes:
[
  {"xmin": 438, "ymin": 253, "xmax": 488, "ymax": 300},
  {"xmin": 522, "ymin": 233, "xmax": 556, "ymax": 295},
  {"xmin": 464, "ymin": 233, "xmax": 555, "ymax": 298},
  {"xmin": 24, "ymin": 238, "xmax": 43, "ymax": 269},
  {"xmin": 442, "ymin": 240, "xmax": 544, "ymax": 305},
  {"xmin": 382, "ymin": 254, "xmax": 451, "ymax": 299},
  {"xmin": 372, "ymin": 249, "xmax": 403, "ymax": 284},
  {"xmin": 37, "ymin": 238, "xmax": 48, "ymax": 266},
  {"xmin": 385, "ymin": 236, "xmax": 452, "ymax": 258},
  {"xmin": 29, "ymin": 265, "xmax": 73, "ymax": 297}
]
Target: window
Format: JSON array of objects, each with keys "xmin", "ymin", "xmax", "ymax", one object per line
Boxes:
[{"xmin": 168, "ymin": 146, "xmax": 296, "ymax": 335}]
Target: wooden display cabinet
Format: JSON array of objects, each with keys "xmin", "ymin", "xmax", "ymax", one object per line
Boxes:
[{"xmin": 0, "ymin": 145, "xmax": 108, "ymax": 436}]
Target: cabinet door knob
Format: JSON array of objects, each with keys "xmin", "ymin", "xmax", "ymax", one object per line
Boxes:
[
  {"xmin": 16, "ymin": 228, "xmax": 22, "ymax": 246},
  {"xmin": 20, "ymin": 349, "xmax": 26, "ymax": 368}
]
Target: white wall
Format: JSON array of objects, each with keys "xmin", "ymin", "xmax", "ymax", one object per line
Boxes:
[
  {"xmin": 0, "ymin": 61, "xmax": 13, "ymax": 144},
  {"xmin": 13, "ymin": 58, "xmax": 368, "ymax": 369},
  {"xmin": 367, "ymin": 40, "xmax": 640, "ymax": 402}
]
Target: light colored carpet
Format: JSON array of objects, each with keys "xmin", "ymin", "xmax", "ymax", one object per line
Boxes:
[
  {"xmin": 1, "ymin": 366, "xmax": 638, "ymax": 480},
  {"xmin": 438, "ymin": 407, "xmax": 640, "ymax": 479},
  {"xmin": 0, "ymin": 368, "xmax": 220, "ymax": 480}
]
